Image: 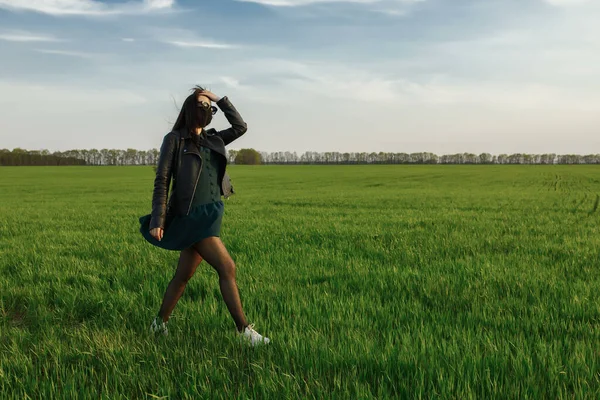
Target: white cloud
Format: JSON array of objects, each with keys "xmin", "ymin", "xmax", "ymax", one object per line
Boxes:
[
  {"xmin": 234, "ymin": 0, "xmax": 424, "ymax": 18},
  {"xmin": 371, "ymin": 7, "xmax": 409, "ymax": 16},
  {"xmin": 543, "ymin": 0, "xmax": 589, "ymax": 6},
  {"xmin": 394, "ymin": 80, "xmax": 600, "ymax": 111},
  {"xmin": 218, "ymin": 76, "xmax": 256, "ymax": 93},
  {"xmin": 220, "ymin": 76, "xmax": 242, "ymax": 89},
  {"xmin": 223, "ymin": 57, "xmax": 600, "ymax": 111},
  {"xmin": 34, "ymin": 48, "xmax": 100, "ymax": 58},
  {"xmin": 236, "ymin": 0, "xmax": 372, "ymax": 5},
  {"xmin": 145, "ymin": 0, "xmax": 174, "ymax": 8},
  {"xmin": 0, "ymin": 31, "xmax": 62, "ymax": 42},
  {"xmin": 0, "ymin": 80, "xmax": 148, "ymax": 106},
  {"xmin": 0, "ymin": 0, "xmax": 175, "ymax": 16},
  {"xmin": 229, "ymin": 58, "xmax": 405, "ymax": 102},
  {"xmin": 145, "ymin": 27, "xmax": 241, "ymax": 49},
  {"xmin": 235, "ymin": 0, "xmax": 418, "ymax": 5},
  {"xmin": 162, "ymin": 40, "xmax": 238, "ymax": 49}
]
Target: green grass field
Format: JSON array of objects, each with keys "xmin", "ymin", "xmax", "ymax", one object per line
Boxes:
[{"xmin": 1, "ymin": 165, "xmax": 599, "ymax": 399}]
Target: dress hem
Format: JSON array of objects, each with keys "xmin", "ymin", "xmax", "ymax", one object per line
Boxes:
[{"xmin": 139, "ymin": 200, "xmax": 224, "ymax": 251}]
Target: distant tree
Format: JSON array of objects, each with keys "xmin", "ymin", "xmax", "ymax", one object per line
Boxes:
[
  {"xmin": 427, "ymin": 153, "xmax": 439, "ymax": 164},
  {"xmin": 228, "ymin": 149, "xmax": 239, "ymax": 164},
  {"xmin": 284, "ymin": 151, "xmax": 297, "ymax": 164},
  {"xmin": 479, "ymin": 153, "xmax": 493, "ymax": 164},
  {"xmin": 150, "ymin": 148, "xmax": 159, "ymax": 166},
  {"xmin": 235, "ymin": 148, "xmax": 262, "ymax": 165},
  {"xmin": 260, "ymin": 151, "xmax": 270, "ymax": 164},
  {"xmin": 463, "ymin": 153, "xmax": 478, "ymax": 164},
  {"xmin": 396, "ymin": 153, "xmax": 409, "ymax": 164},
  {"xmin": 125, "ymin": 148, "xmax": 137, "ymax": 165},
  {"xmin": 508, "ymin": 153, "xmax": 524, "ymax": 164}
]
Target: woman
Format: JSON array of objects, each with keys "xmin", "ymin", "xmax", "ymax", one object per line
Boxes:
[{"xmin": 139, "ymin": 86, "xmax": 269, "ymax": 346}]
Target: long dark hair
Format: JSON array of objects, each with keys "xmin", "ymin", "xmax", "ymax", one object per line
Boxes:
[{"xmin": 172, "ymin": 85, "xmax": 206, "ymax": 134}]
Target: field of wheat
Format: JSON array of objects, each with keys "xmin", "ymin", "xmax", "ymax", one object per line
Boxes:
[{"xmin": 1, "ymin": 165, "xmax": 599, "ymax": 399}]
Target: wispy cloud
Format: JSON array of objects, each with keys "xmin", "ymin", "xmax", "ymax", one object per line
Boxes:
[
  {"xmin": 235, "ymin": 0, "xmax": 372, "ymax": 5},
  {"xmin": 0, "ymin": 80, "xmax": 148, "ymax": 105},
  {"xmin": 542, "ymin": 0, "xmax": 590, "ymax": 6},
  {"xmin": 234, "ymin": 0, "xmax": 369, "ymax": 5},
  {"xmin": 226, "ymin": 57, "xmax": 600, "ymax": 111},
  {"xmin": 234, "ymin": 0, "xmax": 424, "ymax": 18},
  {"xmin": 229, "ymin": 58, "xmax": 400, "ymax": 102},
  {"xmin": 370, "ymin": 7, "xmax": 409, "ymax": 16},
  {"xmin": 220, "ymin": 76, "xmax": 253, "ymax": 90},
  {"xmin": 34, "ymin": 49, "xmax": 102, "ymax": 59},
  {"xmin": 161, "ymin": 40, "xmax": 239, "ymax": 49},
  {"xmin": 0, "ymin": 0, "xmax": 176, "ymax": 16},
  {"xmin": 234, "ymin": 0, "xmax": 422, "ymax": 6},
  {"xmin": 0, "ymin": 31, "xmax": 63, "ymax": 42}
]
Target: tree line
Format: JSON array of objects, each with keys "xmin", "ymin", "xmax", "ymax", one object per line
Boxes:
[
  {"xmin": 0, "ymin": 148, "xmax": 159, "ymax": 166},
  {"xmin": 1, "ymin": 148, "xmax": 600, "ymax": 166},
  {"xmin": 255, "ymin": 151, "xmax": 600, "ymax": 165}
]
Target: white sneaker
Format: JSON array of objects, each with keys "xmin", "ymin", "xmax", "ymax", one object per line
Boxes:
[
  {"xmin": 239, "ymin": 323, "xmax": 270, "ymax": 346},
  {"xmin": 150, "ymin": 316, "xmax": 168, "ymax": 336}
]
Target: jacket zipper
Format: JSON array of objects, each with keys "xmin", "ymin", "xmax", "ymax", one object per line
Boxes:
[{"xmin": 186, "ymin": 148, "xmax": 203, "ymax": 216}]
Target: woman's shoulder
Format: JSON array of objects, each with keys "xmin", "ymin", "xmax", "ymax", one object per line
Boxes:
[
  {"xmin": 158, "ymin": 131, "xmax": 181, "ymax": 150},
  {"xmin": 163, "ymin": 130, "xmax": 182, "ymax": 141}
]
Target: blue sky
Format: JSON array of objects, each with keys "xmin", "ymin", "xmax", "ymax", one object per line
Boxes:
[{"xmin": 0, "ymin": 0, "xmax": 598, "ymax": 154}]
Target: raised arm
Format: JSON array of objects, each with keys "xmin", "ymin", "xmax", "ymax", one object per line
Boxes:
[
  {"xmin": 200, "ymin": 89, "xmax": 248, "ymax": 146},
  {"xmin": 215, "ymin": 96, "xmax": 248, "ymax": 146},
  {"xmin": 149, "ymin": 132, "xmax": 177, "ymax": 230}
]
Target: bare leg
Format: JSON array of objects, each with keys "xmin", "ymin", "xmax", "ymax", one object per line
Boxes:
[
  {"xmin": 157, "ymin": 247, "xmax": 203, "ymax": 323},
  {"xmin": 193, "ymin": 237, "xmax": 248, "ymax": 332}
]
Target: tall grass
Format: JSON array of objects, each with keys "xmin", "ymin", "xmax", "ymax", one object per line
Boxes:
[{"xmin": 1, "ymin": 165, "xmax": 599, "ymax": 399}]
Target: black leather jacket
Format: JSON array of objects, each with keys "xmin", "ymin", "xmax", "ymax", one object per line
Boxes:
[{"xmin": 149, "ymin": 96, "xmax": 247, "ymax": 230}]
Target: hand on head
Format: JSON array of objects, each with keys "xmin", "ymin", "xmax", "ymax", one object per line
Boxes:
[{"xmin": 197, "ymin": 89, "xmax": 220, "ymax": 103}]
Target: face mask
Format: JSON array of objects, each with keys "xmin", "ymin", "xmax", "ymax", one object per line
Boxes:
[{"xmin": 197, "ymin": 108, "xmax": 213, "ymax": 128}]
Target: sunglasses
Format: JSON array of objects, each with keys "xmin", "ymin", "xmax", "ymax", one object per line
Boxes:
[{"xmin": 198, "ymin": 101, "xmax": 218, "ymax": 115}]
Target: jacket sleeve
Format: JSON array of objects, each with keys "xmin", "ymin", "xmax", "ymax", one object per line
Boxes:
[
  {"xmin": 149, "ymin": 132, "xmax": 177, "ymax": 230},
  {"xmin": 215, "ymin": 96, "xmax": 248, "ymax": 146}
]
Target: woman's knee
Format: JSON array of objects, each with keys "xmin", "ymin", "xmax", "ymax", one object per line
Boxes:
[
  {"xmin": 174, "ymin": 270, "xmax": 194, "ymax": 285},
  {"xmin": 172, "ymin": 269, "xmax": 194, "ymax": 287},
  {"xmin": 216, "ymin": 259, "xmax": 236, "ymax": 280},
  {"xmin": 174, "ymin": 248, "xmax": 201, "ymax": 284}
]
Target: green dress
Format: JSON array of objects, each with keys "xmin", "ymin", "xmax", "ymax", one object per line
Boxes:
[{"xmin": 139, "ymin": 141, "xmax": 224, "ymax": 251}]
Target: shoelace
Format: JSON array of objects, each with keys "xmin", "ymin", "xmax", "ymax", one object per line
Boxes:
[
  {"xmin": 242, "ymin": 323, "xmax": 261, "ymax": 339},
  {"xmin": 153, "ymin": 318, "xmax": 167, "ymax": 332}
]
